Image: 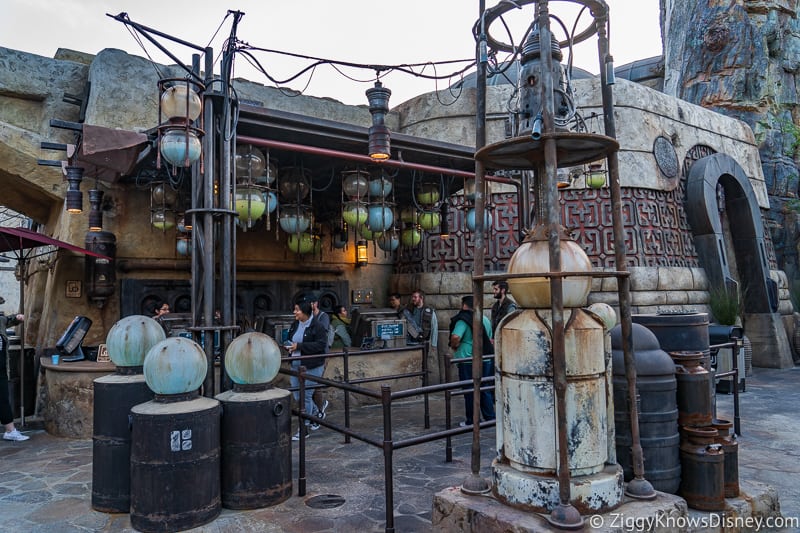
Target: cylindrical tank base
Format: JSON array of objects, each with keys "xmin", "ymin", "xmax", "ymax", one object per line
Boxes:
[
  {"xmin": 492, "ymin": 461, "xmax": 624, "ymax": 514},
  {"xmin": 216, "ymin": 387, "xmax": 292, "ymax": 509},
  {"xmin": 130, "ymin": 396, "xmax": 221, "ymax": 533},
  {"xmin": 92, "ymin": 372, "xmax": 154, "ymax": 513}
]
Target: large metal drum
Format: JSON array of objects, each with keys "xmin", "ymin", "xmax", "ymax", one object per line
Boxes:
[
  {"xmin": 130, "ymin": 396, "xmax": 221, "ymax": 533},
  {"xmin": 632, "ymin": 313, "xmax": 710, "ymax": 367},
  {"xmin": 611, "ymin": 323, "xmax": 681, "ymax": 494},
  {"xmin": 216, "ymin": 387, "xmax": 292, "ymax": 509},
  {"xmin": 493, "ymin": 308, "xmax": 623, "ymax": 514},
  {"xmin": 91, "ymin": 372, "xmax": 154, "ymax": 512}
]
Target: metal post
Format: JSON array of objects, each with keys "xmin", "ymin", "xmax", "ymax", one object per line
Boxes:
[
  {"xmin": 381, "ymin": 385, "xmax": 395, "ymax": 533},
  {"xmin": 462, "ymin": 0, "xmax": 491, "ymax": 496},
  {"xmin": 595, "ymin": 10, "xmax": 656, "ymax": 501}
]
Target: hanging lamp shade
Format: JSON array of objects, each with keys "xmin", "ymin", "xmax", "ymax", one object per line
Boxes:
[{"xmin": 366, "ymin": 81, "xmax": 391, "ymax": 160}]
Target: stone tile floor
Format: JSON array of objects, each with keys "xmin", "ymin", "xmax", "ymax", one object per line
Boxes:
[{"xmin": 1, "ymin": 366, "xmax": 799, "ymax": 532}]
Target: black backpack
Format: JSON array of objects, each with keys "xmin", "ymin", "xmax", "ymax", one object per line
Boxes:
[{"xmin": 449, "ymin": 310, "xmax": 494, "ymax": 355}]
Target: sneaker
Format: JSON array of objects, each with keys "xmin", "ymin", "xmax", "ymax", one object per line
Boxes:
[
  {"xmin": 3, "ymin": 429, "xmax": 29, "ymax": 442},
  {"xmin": 292, "ymin": 428, "xmax": 309, "ymax": 441},
  {"xmin": 458, "ymin": 421, "xmax": 470, "ymax": 428},
  {"xmin": 317, "ymin": 400, "xmax": 330, "ymax": 420},
  {"xmin": 310, "ymin": 421, "xmax": 321, "ymax": 431}
]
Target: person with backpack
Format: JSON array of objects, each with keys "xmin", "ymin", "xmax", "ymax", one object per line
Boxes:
[{"xmin": 449, "ymin": 295, "xmax": 495, "ymax": 426}]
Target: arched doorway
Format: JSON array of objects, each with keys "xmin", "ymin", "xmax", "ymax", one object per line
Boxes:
[{"xmin": 686, "ymin": 152, "xmax": 793, "ymax": 368}]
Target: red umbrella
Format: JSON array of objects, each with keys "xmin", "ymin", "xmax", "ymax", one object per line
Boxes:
[{"xmin": 0, "ymin": 226, "xmax": 111, "ymax": 426}]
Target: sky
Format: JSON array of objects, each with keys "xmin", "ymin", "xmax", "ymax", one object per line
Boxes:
[{"xmin": 0, "ymin": 0, "xmax": 662, "ymax": 107}]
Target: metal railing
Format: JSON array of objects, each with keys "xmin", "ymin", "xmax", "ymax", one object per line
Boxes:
[{"xmin": 281, "ymin": 345, "xmax": 497, "ymax": 533}]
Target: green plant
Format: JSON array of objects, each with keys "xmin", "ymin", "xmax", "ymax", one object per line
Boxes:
[{"xmin": 708, "ymin": 286, "xmax": 740, "ymax": 325}]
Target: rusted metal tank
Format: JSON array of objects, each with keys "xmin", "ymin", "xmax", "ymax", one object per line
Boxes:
[
  {"xmin": 632, "ymin": 313, "xmax": 710, "ymax": 367},
  {"xmin": 679, "ymin": 426, "xmax": 725, "ymax": 511},
  {"xmin": 91, "ymin": 371, "xmax": 154, "ymax": 513},
  {"xmin": 130, "ymin": 396, "xmax": 221, "ymax": 533},
  {"xmin": 712, "ymin": 418, "xmax": 739, "ymax": 498},
  {"xmin": 492, "ymin": 308, "xmax": 623, "ymax": 514},
  {"xmin": 670, "ymin": 351, "xmax": 714, "ymax": 427},
  {"xmin": 611, "ymin": 323, "xmax": 680, "ymax": 494},
  {"xmin": 216, "ymin": 386, "xmax": 292, "ymax": 509}
]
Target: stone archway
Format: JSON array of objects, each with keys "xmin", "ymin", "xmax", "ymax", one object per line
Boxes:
[{"xmin": 686, "ymin": 152, "xmax": 793, "ymax": 368}]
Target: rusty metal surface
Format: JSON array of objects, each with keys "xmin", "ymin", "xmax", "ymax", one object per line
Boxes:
[
  {"xmin": 130, "ymin": 399, "xmax": 221, "ymax": 532},
  {"xmin": 671, "ymin": 351, "xmax": 714, "ymax": 427},
  {"xmin": 217, "ymin": 388, "xmax": 292, "ymax": 509},
  {"xmin": 496, "ymin": 309, "xmax": 608, "ymax": 476},
  {"xmin": 71, "ymin": 124, "xmax": 149, "ymax": 182},
  {"xmin": 475, "ymin": 132, "xmax": 619, "ymax": 170},
  {"xmin": 91, "ymin": 375, "xmax": 154, "ymax": 513},
  {"xmin": 678, "ymin": 427, "xmax": 725, "ymax": 511}
]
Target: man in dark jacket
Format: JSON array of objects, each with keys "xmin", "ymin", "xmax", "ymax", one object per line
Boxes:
[{"xmin": 490, "ymin": 280, "xmax": 517, "ymax": 333}]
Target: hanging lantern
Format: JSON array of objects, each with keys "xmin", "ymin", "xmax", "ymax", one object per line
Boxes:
[
  {"xmin": 367, "ymin": 204, "xmax": 394, "ymax": 232},
  {"xmin": 400, "ymin": 207, "xmax": 419, "ymax": 224},
  {"xmin": 235, "ymin": 144, "xmax": 266, "ymax": 181},
  {"xmin": 342, "ymin": 201, "xmax": 368, "ymax": 227},
  {"xmin": 356, "ymin": 240, "xmax": 369, "ymax": 266},
  {"xmin": 278, "ymin": 205, "xmax": 312, "ymax": 234},
  {"xmin": 507, "ymin": 224, "xmax": 593, "ymax": 308},
  {"xmin": 377, "ymin": 231, "xmax": 400, "ymax": 252},
  {"xmin": 235, "ymin": 188, "xmax": 267, "ymax": 222},
  {"xmin": 585, "ymin": 163, "xmax": 607, "ymax": 189},
  {"xmin": 466, "ymin": 208, "xmax": 493, "ymax": 232},
  {"xmin": 278, "ymin": 167, "xmax": 311, "ymax": 202},
  {"xmin": 369, "ymin": 175, "xmax": 393, "ymax": 198},
  {"xmin": 157, "ymin": 79, "xmax": 204, "ymax": 169},
  {"xmin": 401, "ymin": 227, "xmax": 422, "ymax": 247},
  {"xmin": 342, "ymin": 170, "xmax": 370, "ymax": 199},
  {"xmin": 151, "ymin": 209, "xmax": 175, "ymax": 231},
  {"xmin": 416, "ymin": 184, "xmax": 440, "ymax": 206},
  {"xmin": 287, "ymin": 233, "xmax": 320, "ymax": 254},
  {"xmin": 332, "ymin": 225, "xmax": 348, "ymax": 249},
  {"xmin": 359, "ymin": 225, "xmax": 382, "ymax": 241},
  {"xmin": 176, "ymin": 235, "xmax": 192, "ymax": 256},
  {"xmin": 159, "ymin": 128, "xmax": 202, "ymax": 167},
  {"xmin": 418, "ymin": 210, "xmax": 441, "ymax": 231},
  {"xmin": 263, "ymin": 191, "xmax": 278, "ymax": 214},
  {"xmin": 160, "ymin": 84, "xmax": 202, "ymax": 123}
]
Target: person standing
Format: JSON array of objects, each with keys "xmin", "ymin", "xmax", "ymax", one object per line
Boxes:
[
  {"xmin": 152, "ymin": 301, "xmax": 170, "ymax": 320},
  {"xmin": 329, "ymin": 305, "xmax": 352, "ymax": 351},
  {"xmin": 286, "ymin": 300, "xmax": 328, "ymax": 441},
  {"xmin": 449, "ymin": 295, "xmax": 495, "ymax": 425},
  {"xmin": 407, "ymin": 290, "xmax": 438, "ymax": 350},
  {"xmin": 307, "ymin": 292, "xmax": 331, "ymax": 422},
  {"xmin": 490, "ymin": 280, "xmax": 517, "ymax": 334},
  {"xmin": 388, "ymin": 292, "xmax": 403, "ymax": 318},
  {"xmin": 1, "ymin": 303, "xmax": 28, "ymax": 442}
]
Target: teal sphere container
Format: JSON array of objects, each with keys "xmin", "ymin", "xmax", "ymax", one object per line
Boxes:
[
  {"xmin": 225, "ymin": 332, "xmax": 282, "ymax": 385},
  {"xmin": 143, "ymin": 337, "xmax": 207, "ymax": 395},
  {"xmin": 106, "ymin": 315, "xmax": 167, "ymax": 368}
]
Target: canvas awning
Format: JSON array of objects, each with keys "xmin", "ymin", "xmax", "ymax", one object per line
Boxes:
[
  {"xmin": 0, "ymin": 226, "xmax": 112, "ymax": 260},
  {"xmin": 68, "ymin": 124, "xmax": 150, "ymax": 183}
]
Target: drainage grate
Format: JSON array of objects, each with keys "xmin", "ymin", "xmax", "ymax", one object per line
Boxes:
[{"xmin": 305, "ymin": 494, "xmax": 346, "ymax": 509}]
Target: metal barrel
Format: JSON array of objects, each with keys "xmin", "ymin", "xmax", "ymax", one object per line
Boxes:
[
  {"xmin": 216, "ymin": 387, "xmax": 292, "ymax": 509},
  {"xmin": 611, "ymin": 323, "xmax": 681, "ymax": 493},
  {"xmin": 712, "ymin": 419, "xmax": 739, "ymax": 498},
  {"xmin": 91, "ymin": 372, "xmax": 154, "ymax": 513},
  {"xmin": 632, "ymin": 313, "xmax": 711, "ymax": 367},
  {"xmin": 130, "ymin": 396, "xmax": 221, "ymax": 533},
  {"xmin": 670, "ymin": 351, "xmax": 713, "ymax": 427},
  {"xmin": 679, "ymin": 426, "xmax": 725, "ymax": 511}
]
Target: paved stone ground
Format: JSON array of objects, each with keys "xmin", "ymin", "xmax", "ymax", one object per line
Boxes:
[{"xmin": 1, "ymin": 367, "xmax": 798, "ymax": 532}]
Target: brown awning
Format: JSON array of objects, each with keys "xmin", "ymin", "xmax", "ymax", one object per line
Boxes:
[
  {"xmin": 69, "ymin": 124, "xmax": 150, "ymax": 183},
  {"xmin": 0, "ymin": 226, "xmax": 112, "ymax": 260}
]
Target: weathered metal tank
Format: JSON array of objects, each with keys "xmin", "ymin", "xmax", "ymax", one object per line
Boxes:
[
  {"xmin": 492, "ymin": 308, "xmax": 623, "ymax": 514},
  {"xmin": 611, "ymin": 323, "xmax": 681, "ymax": 494}
]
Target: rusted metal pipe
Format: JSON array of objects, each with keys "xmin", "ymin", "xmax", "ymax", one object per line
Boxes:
[{"xmin": 597, "ymin": 9, "xmax": 656, "ymax": 501}]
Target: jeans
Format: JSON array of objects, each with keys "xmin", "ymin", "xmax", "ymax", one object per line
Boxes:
[
  {"xmin": 457, "ymin": 359, "xmax": 495, "ymax": 423},
  {"xmin": 290, "ymin": 363, "xmax": 325, "ymax": 425}
]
